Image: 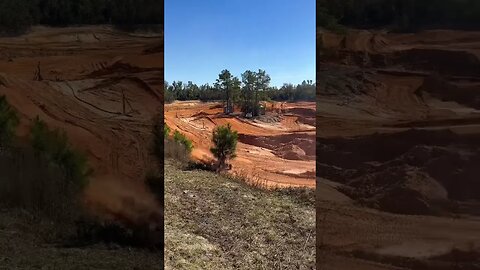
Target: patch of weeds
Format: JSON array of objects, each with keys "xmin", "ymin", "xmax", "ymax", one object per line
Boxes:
[{"xmin": 173, "ymin": 130, "xmax": 193, "ymax": 153}]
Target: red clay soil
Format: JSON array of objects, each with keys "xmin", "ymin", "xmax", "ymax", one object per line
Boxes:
[
  {"xmin": 165, "ymin": 101, "xmax": 316, "ymax": 188},
  {"xmin": 317, "ymin": 29, "xmax": 480, "ymax": 269},
  {"xmin": 0, "ymin": 26, "xmax": 163, "ymax": 226}
]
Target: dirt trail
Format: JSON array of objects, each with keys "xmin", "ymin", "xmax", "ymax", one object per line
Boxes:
[
  {"xmin": 0, "ymin": 26, "xmax": 163, "ymax": 226},
  {"xmin": 318, "ymin": 29, "xmax": 480, "ymax": 269},
  {"xmin": 165, "ymin": 101, "xmax": 316, "ymax": 187}
]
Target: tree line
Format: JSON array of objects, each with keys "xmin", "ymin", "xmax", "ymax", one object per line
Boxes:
[
  {"xmin": 318, "ymin": 0, "xmax": 480, "ymax": 32},
  {"xmin": 165, "ymin": 69, "xmax": 315, "ymax": 116},
  {"xmin": 0, "ymin": 0, "xmax": 163, "ymax": 35}
]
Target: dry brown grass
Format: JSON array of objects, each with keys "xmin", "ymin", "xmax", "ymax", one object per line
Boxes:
[
  {"xmin": 164, "ymin": 138, "xmax": 190, "ymax": 167},
  {"xmin": 230, "ymin": 168, "xmax": 271, "ymax": 189},
  {"xmin": 165, "ymin": 161, "xmax": 315, "ymax": 269}
]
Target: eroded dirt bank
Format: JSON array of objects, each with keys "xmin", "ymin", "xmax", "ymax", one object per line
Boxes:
[
  {"xmin": 0, "ymin": 26, "xmax": 163, "ymax": 229},
  {"xmin": 317, "ymin": 29, "xmax": 480, "ymax": 269}
]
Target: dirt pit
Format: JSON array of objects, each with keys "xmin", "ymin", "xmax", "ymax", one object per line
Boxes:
[
  {"xmin": 317, "ymin": 28, "xmax": 480, "ymax": 269},
  {"xmin": 165, "ymin": 101, "xmax": 316, "ymax": 187}
]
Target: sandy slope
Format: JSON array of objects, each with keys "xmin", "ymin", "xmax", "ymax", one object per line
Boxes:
[{"xmin": 0, "ymin": 26, "xmax": 163, "ymax": 225}]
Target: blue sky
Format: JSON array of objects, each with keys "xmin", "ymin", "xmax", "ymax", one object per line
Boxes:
[{"xmin": 165, "ymin": 0, "xmax": 315, "ymax": 87}]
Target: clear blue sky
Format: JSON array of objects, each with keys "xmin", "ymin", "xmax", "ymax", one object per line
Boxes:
[{"xmin": 165, "ymin": 0, "xmax": 315, "ymax": 87}]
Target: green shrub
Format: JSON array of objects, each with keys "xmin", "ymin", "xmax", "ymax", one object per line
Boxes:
[
  {"xmin": 0, "ymin": 95, "xmax": 19, "ymax": 146},
  {"xmin": 160, "ymin": 118, "xmax": 190, "ymax": 165},
  {"xmin": 210, "ymin": 124, "xmax": 238, "ymax": 171},
  {"xmin": 173, "ymin": 130, "xmax": 193, "ymax": 153},
  {"xmin": 164, "ymin": 123, "xmax": 170, "ymax": 139},
  {"xmin": 30, "ymin": 116, "xmax": 90, "ymax": 190}
]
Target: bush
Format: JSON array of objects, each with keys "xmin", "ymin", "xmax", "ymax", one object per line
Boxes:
[
  {"xmin": 0, "ymin": 95, "xmax": 19, "ymax": 146},
  {"xmin": 30, "ymin": 116, "xmax": 90, "ymax": 190},
  {"xmin": 153, "ymin": 114, "xmax": 190, "ymax": 168},
  {"xmin": 173, "ymin": 130, "xmax": 193, "ymax": 153},
  {"xmin": 210, "ymin": 124, "xmax": 238, "ymax": 171},
  {"xmin": 164, "ymin": 122, "xmax": 170, "ymax": 139},
  {"xmin": 164, "ymin": 138, "xmax": 190, "ymax": 166}
]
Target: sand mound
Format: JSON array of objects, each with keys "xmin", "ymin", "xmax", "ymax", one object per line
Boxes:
[
  {"xmin": 275, "ymin": 144, "xmax": 306, "ymax": 160},
  {"xmin": 345, "ymin": 166, "xmax": 449, "ymax": 215},
  {"xmin": 256, "ymin": 114, "xmax": 282, "ymax": 123}
]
